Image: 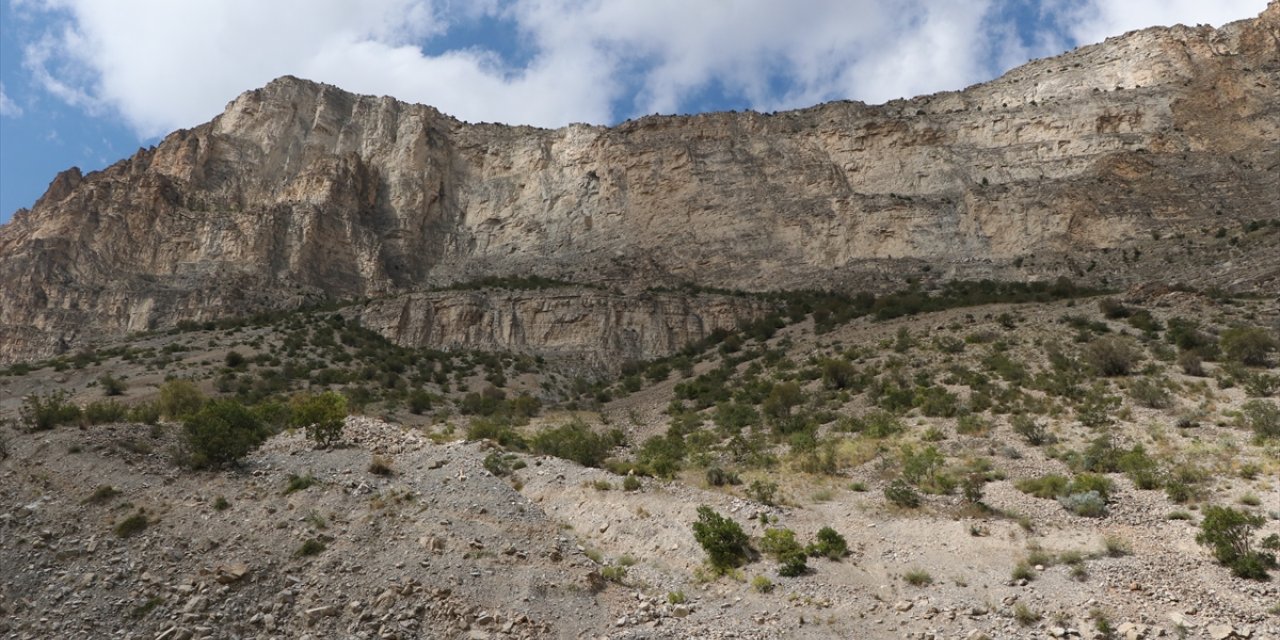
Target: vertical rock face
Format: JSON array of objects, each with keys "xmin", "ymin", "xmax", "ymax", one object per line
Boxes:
[
  {"xmin": 1, "ymin": 3, "xmax": 1278, "ymax": 364},
  {"xmin": 355, "ymin": 289, "xmax": 771, "ymax": 373}
]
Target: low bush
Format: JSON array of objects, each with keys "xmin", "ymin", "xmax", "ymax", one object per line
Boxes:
[
  {"xmin": 1059, "ymin": 491, "xmax": 1108, "ymax": 518},
  {"xmin": 115, "ymin": 511, "xmax": 149, "ymax": 538},
  {"xmin": 1196, "ymin": 505, "xmax": 1276, "ymax": 580},
  {"xmin": 1220, "ymin": 327, "xmax": 1278, "ymax": 367},
  {"xmin": 84, "ymin": 399, "xmax": 128, "ymax": 425},
  {"xmin": 692, "ymin": 506, "xmax": 751, "ymax": 573},
  {"xmin": 706, "ymin": 466, "xmax": 741, "ymax": 487},
  {"xmin": 20, "ymin": 391, "xmax": 82, "ymax": 431},
  {"xmin": 98, "ymin": 373, "xmax": 128, "ymax": 396},
  {"xmin": 807, "ymin": 526, "xmax": 849, "ymax": 560},
  {"xmin": 182, "ymin": 399, "xmax": 267, "ymax": 469},
  {"xmin": 531, "ymin": 419, "xmax": 619, "ymax": 467},
  {"xmin": 1083, "ymin": 336, "xmax": 1142, "ymax": 377},
  {"xmin": 903, "ymin": 569, "xmax": 932, "ymax": 586},
  {"xmin": 157, "ymin": 380, "xmax": 205, "ymax": 419},
  {"xmin": 1240, "ymin": 400, "xmax": 1280, "ymax": 441},
  {"xmin": 884, "ymin": 479, "xmax": 921, "ymax": 508}
]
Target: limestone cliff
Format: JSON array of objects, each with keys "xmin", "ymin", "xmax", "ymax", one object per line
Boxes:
[
  {"xmin": 355, "ymin": 289, "xmax": 770, "ymax": 373},
  {"xmin": 1, "ymin": 3, "xmax": 1278, "ymax": 364}
]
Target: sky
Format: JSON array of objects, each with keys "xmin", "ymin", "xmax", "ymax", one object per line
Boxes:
[{"xmin": 0, "ymin": 0, "xmax": 1269, "ymax": 224}]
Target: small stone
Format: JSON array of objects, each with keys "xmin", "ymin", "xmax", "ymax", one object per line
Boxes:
[
  {"xmin": 894, "ymin": 601, "xmax": 913, "ymax": 612},
  {"xmin": 1207, "ymin": 624, "xmax": 1235, "ymax": 640},
  {"xmin": 306, "ymin": 605, "xmax": 338, "ymax": 622}
]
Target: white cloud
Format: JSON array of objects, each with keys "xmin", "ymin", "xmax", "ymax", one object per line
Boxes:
[
  {"xmin": 0, "ymin": 83, "xmax": 22, "ymax": 117},
  {"xmin": 14, "ymin": 0, "xmax": 1271, "ymax": 138},
  {"xmin": 1058, "ymin": 0, "xmax": 1269, "ymax": 46}
]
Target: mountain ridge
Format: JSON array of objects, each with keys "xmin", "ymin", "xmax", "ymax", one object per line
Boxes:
[{"xmin": 1, "ymin": 3, "xmax": 1277, "ymax": 365}]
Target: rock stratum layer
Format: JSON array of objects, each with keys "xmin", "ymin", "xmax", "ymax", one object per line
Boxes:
[
  {"xmin": 1, "ymin": 4, "xmax": 1278, "ymax": 364},
  {"xmin": 354, "ymin": 289, "xmax": 770, "ymax": 372}
]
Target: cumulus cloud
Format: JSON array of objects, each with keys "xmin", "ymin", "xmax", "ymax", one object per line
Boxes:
[
  {"xmin": 13, "ymin": 0, "xmax": 1270, "ymax": 138},
  {"xmin": 0, "ymin": 83, "xmax": 22, "ymax": 117},
  {"xmin": 1058, "ymin": 0, "xmax": 1269, "ymax": 46}
]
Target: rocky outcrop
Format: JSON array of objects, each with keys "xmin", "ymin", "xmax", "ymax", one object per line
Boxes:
[
  {"xmin": 355, "ymin": 289, "xmax": 771, "ymax": 373},
  {"xmin": 1, "ymin": 3, "xmax": 1278, "ymax": 363}
]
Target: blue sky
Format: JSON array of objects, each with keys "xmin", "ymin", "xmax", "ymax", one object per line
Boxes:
[{"xmin": 0, "ymin": 0, "xmax": 1268, "ymax": 224}]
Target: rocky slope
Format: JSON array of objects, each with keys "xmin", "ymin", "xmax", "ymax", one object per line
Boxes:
[{"xmin": 1, "ymin": 3, "xmax": 1278, "ymax": 364}]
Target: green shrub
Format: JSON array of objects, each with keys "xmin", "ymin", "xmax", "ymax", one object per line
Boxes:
[
  {"xmin": 98, "ymin": 373, "xmax": 127, "ymax": 396},
  {"xmin": 224, "ymin": 350, "xmax": 247, "ymax": 369},
  {"xmin": 182, "ymin": 399, "xmax": 266, "ymax": 469},
  {"xmin": 115, "ymin": 511, "xmax": 149, "ymax": 538},
  {"xmin": 1240, "ymin": 400, "xmax": 1280, "ymax": 441},
  {"xmin": 20, "ymin": 391, "xmax": 82, "ymax": 431},
  {"xmin": 483, "ymin": 451, "xmax": 516, "ymax": 477},
  {"xmin": 1011, "ymin": 413, "xmax": 1049, "ymax": 445},
  {"xmin": 760, "ymin": 528, "xmax": 801, "ymax": 559},
  {"xmin": 290, "ymin": 391, "xmax": 348, "ymax": 448},
  {"xmin": 1014, "ymin": 603, "xmax": 1042, "ymax": 626},
  {"xmin": 706, "ymin": 466, "xmax": 741, "ymax": 487},
  {"xmin": 1098, "ymin": 298, "xmax": 1130, "ymax": 319},
  {"xmin": 127, "ymin": 401, "xmax": 161, "ymax": 425},
  {"xmin": 1178, "ymin": 351, "xmax": 1205, "ymax": 376},
  {"xmin": 807, "ymin": 526, "xmax": 849, "ymax": 560},
  {"xmin": 1076, "ymin": 384, "xmax": 1120, "ymax": 428},
  {"xmin": 1059, "ymin": 491, "xmax": 1108, "ymax": 518},
  {"xmin": 903, "ymin": 569, "xmax": 932, "ymax": 586},
  {"xmin": 1016, "ymin": 474, "xmax": 1070, "ymax": 499},
  {"xmin": 1084, "ymin": 336, "xmax": 1142, "ymax": 377},
  {"xmin": 1011, "ymin": 561, "xmax": 1035, "ymax": 581},
  {"xmin": 1196, "ymin": 505, "xmax": 1276, "ymax": 580},
  {"xmin": 1127, "ymin": 377, "xmax": 1170, "ymax": 409},
  {"xmin": 692, "ymin": 506, "xmax": 751, "ymax": 572},
  {"xmin": 84, "ymin": 399, "xmax": 128, "ymax": 425},
  {"xmin": 1069, "ymin": 473, "xmax": 1114, "ymax": 500},
  {"xmin": 622, "ymin": 475, "xmax": 642, "ymax": 492},
  {"xmin": 283, "ymin": 473, "xmax": 317, "ymax": 495},
  {"xmin": 83, "ymin": 485, "xmax": 122, "ymax": 505},
  {"xmin": 1220, "ymin": 327, "xmax": 1278, "ymax": 367},
  {"xmin": 600, "ymin": 565, "xmax": 628, "ymax": 583},
  {"xmin": 212, "ymin": 496, "xmax": 231, "ymax": 511},
  {"xmin": 295, "ymin": 538, "xmax": 326, "ymax": 557},
  {"xmin": 760, "ymin": 528, "xmax": 808, "ymax": 576},
  {"xmin": 751, "ymin": 575, "xmax": 774, "ymax": 593},
  {"xmin": 531, "ymin": 419, "xmax": 618, "ymax": 467},
  {"xmin": 157, "ymin": 380, "xmax": 205, "ymax": 419},
  {"xmin": 884, "ymin": 479, "xmax": 921, "ymax": 508},
  {"xmin": 1245, "ymin": 373, "xmax": 1279, "ymax": 397},
  {"xmin": 746, "ymin": 479, "xmax": 779, "ymax": 505}
]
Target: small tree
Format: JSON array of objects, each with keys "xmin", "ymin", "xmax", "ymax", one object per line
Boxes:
[
  {"xmin": 290, "ymin": 391, "xmax": 348, "ymax": 448},
  {"xmin": 692, "ymin": 506, "xmax": 751, "ymax": 573},
  {"xmin": 1197, "ymin": 505, "xmax": 1276, "ymax": 580}
]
